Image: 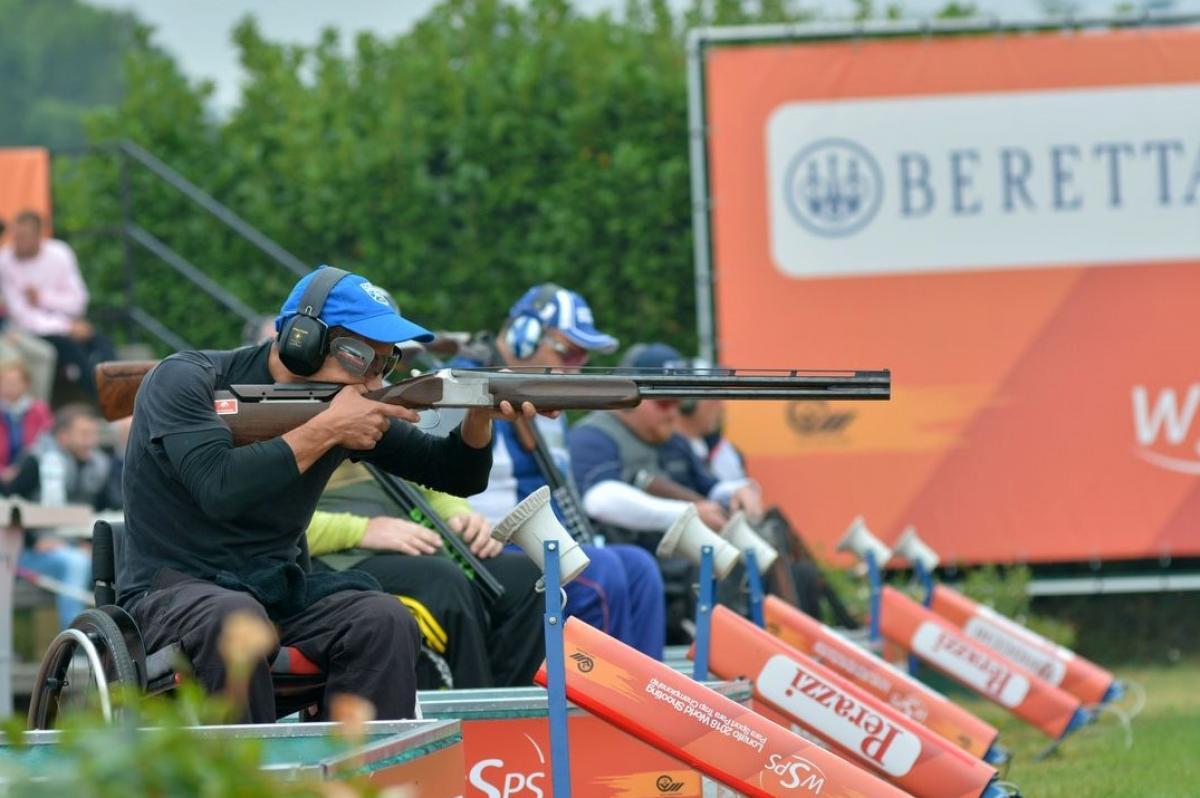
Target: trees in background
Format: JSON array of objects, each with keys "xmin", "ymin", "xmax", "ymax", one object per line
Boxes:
[
  {"xmin": 56, "ymin": 0, "xmax": 973, "ymax": 352},
  {"xmin": 0, "ymin": 0, "xmax": 147, "ymax": 148}
]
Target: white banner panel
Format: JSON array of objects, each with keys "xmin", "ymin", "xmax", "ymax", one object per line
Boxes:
[{"xmin": 767, "ymin": 84, "xmax": 1200, "ymax": 277}]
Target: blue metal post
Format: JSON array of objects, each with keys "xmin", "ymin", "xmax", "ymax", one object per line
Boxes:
[
  {"xmin": 744, "ymin": 549, "xmax": 765, "ymax": 628},
  {"xmin": 865, "ymin": 549, "xmax": 882, "ymax": 648},
  {"xmin": 543, "ymin": 541, "xmax": 572, "ymax": 797},
  {"xmin": 692, "ymin": 545, "xmax": 715, "ymax": 681},
  {"xmin": 908, "ymin": 560, "xmax": 934, "ymax": 674}
]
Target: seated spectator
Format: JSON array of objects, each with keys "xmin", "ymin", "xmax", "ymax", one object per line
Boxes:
[
  {"xmin": 570, "ymin": 343, "xmax": 762, "ymax": 531},
  {"xmin": 308, "ymin": 462, "xmax": 544, "ymax": 689},
  {"xmin": 0, "ymin": 358, "xmax": 53, "ymax": 480},
  {"xmin": 0, "ymin": 210, "xmax": 113, "ymax": 400},
  {"xmin": 3, "ymin": 404, "xmax": 118, "ymax": 628},
  {"xmin": 439, "ymin": 284, "xmax": 667, "ymax": 659},
  {"xmin": 568, "ymin": 343, "xmax": 762, "ymax": 642}
]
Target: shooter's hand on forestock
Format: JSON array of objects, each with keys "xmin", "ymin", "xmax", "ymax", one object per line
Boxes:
[{"xmin": 461, "ymin": 399, "xmax": 554, "ymax": 449}]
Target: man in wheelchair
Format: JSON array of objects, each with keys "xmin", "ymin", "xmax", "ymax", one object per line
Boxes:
[{"xmin": 114, "ymin": 266, "xmax": 534, "ymax": 723}]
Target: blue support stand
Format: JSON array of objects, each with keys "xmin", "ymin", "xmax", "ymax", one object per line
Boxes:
[
  {"xmin": 692, "ymin": 545, "xmax": 715, "ymax": 682},
  {"xmin": 865, "ymin": 550, "xmax": 882, "ymax": 650},
  {"xmin": 908, "ymin": 560, "xmax": 935, "ymax": 675},
  {"xmin": 542, "ymin": 540, "xmax": 572, "ymax": 798},
  {"xmin": 744, "ymin": 549, "xmax": 765, "ymax": 628}
]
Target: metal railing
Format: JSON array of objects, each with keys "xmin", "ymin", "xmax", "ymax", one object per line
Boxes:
[{"xmin": 52, "ymin": 140, "xmax": 311, "ymax": 352}]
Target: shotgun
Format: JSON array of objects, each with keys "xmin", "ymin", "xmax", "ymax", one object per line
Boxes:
[
  {"xmin": 96, "ymin": 362, "xmax": 891, "ymax": 445},
  {"xmin": 362, "ymin": 464, "xmax": 506, "ymax": 604}
]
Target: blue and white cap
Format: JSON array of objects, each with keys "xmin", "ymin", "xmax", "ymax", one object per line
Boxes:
[
  {"xmin": 508, "ymin": 284, "xmax": 619, "ymax": 353},
  {"xmin": 276, "ymin": 266, "xmax": 434, "ymax": 344}
]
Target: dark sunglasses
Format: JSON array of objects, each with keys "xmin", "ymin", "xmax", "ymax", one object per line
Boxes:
[{"xmin": 330, "ymin": 336, "xmax": 403, "ymax": 380}]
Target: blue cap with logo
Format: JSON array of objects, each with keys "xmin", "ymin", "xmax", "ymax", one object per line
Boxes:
[
  {"xmin": 508, "ymin": 284, "xmax": 618, "ymax": 353},
  {"xmin": 276, "ymin": 266, "xmax": 434, "ymax": 344},
  {"xmin": 619, "ymin": 342, "xmax": 689, "ymax": 370}
]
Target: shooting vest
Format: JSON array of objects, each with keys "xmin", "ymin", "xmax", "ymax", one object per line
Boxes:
[{"xmin": 573, "ymin": 411, "xmax": 663, "ymax": 490}]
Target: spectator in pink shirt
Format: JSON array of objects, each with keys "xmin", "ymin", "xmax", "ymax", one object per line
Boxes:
[{"xmin": 0, "ymin": 210, "xmax": 113, "ymax": 400}]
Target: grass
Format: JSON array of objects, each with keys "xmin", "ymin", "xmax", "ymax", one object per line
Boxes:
[{"xmin": 945, "ymin": 660, "xmax": 1200, "ymax": 798}]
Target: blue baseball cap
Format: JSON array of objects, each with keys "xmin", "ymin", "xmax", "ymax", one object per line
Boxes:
[
  {"xmin": 619, "ymin": 342, "xmax": 689, "ymax": 370},
  {"xmin": 276, "ymin": 266, "xmax": 434, "ymax": 344},
  {"xmin": 508, "ymin": 284, "xmax": 619, "ymax": 353}
]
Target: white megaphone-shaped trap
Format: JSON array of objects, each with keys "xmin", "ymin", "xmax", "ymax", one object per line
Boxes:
[
  {"xmin": 491, "ymin": 486, "xmax": 590, "ymax": 586},
  {"xmin": 893, "ymin": 526, "xmax": 940, "ymax": 572},
  {"xmin": 836, "ymin": 516, "xmax": 893, "ymax": 567},
  {"xmin": 657, "ymin": 505, "xmax": 740, "ymax": 580},
  {"xmin": 720, "ymin": 512, "xmax": 779, "ymax": 575}
]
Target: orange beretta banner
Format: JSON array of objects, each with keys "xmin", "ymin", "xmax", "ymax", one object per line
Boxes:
[
  {"xmin": 705, "ymin": 27, "xmax": 1200, "ymax": 564},
  {"xmin": 930, "ymin": 585, "xmax": 1116, "ymax": 705},
  {"xmin": 763, "ymin": 596, "xmax": 999, "ymax": 758},
  {"xmin": 879, "ymin": 587, "xmax": 1083, "ymax": 738},
  {"xmin": 0, "ymin": 148, "xmax": 52, "ymax": 242},
  {"xmin": 700, "ymin": 606, "xmax": 996, "ymax": 798},
  {"xmin": 534, "ymin": 618, "xmax": 910, "ymax": 798}
]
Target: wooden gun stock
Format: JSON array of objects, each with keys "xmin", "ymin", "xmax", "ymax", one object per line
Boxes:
[{"xmin": 96, "ymin": 361, "xmax": 157, "ymax": 421}]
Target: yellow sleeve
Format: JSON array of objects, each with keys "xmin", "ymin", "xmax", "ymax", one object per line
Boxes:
[
  {"xmin": 417, "ymin": 484, "xmax": 472, "ymax": 520},
  {"xmin": 306, "ymin": 510, "xmax": 370, "ymax": 557}
]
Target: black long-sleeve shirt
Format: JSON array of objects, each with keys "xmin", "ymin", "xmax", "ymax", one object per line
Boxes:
[{"xmin": 117, "ymin": 342, "xmax": 491, "ymax": 608}]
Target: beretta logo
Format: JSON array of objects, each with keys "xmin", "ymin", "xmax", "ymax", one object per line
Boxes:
[
  {"xmin": 569, "ymin": 651, "xmax": 594, "ymax": 673},
  {"xmin": 783, "ymin": 138, "xmax": 884, "ymax": 237}
]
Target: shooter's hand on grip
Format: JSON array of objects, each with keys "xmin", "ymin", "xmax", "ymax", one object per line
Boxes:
[{"xmin": 283, "ymin": 385, "xmax": 419, "ymax": 472}]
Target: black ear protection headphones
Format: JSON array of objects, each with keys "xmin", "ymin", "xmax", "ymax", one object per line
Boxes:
[
  {"xmin": 504, "ymin": 283, "xmax": 563, "ymax": 360},
  {"xmin": 276, "ymin": 266, "xmax": 351, "ymax": 376}
]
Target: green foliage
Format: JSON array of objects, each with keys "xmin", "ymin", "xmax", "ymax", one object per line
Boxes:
[
  {"xmin": 0, "ymin": 0, "xmax": 145, "ymax": 147},
  {"xmin": 55, "ymin": 0, "xmax": 825, "ymax": 353},
  {"xmin": 52, "ymin": 0, "xmax": 998, "ymax": 353},
  {"xmin": 0, "ymin": 685, "xmax": 330, "ymax": 797}
]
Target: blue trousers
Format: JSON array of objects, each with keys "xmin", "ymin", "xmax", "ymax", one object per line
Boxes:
[
  {"xmin": 564, "ymin": 543, "xmax": 665, "ymax": 659},
  {"xmin": 19, "ymin": 544, "xmax": 91, "ymax": 630}
]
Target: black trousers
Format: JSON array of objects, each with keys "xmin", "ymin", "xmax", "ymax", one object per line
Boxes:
[
  {"xmin": 342, "ymin": 551, "xmax": 544, "ymax": 689},
  {"xmin": 131, "ymin": 569, "xmax": 420, "ymax": 723},
  {"xmin": 44, "ymin": 333, "xmax": 115, "ymax": 400}
]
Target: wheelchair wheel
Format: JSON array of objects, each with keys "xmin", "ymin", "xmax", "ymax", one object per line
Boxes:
[{"xmin": 27, "ymin": 608, "xmax": 139, "ymax": 730}]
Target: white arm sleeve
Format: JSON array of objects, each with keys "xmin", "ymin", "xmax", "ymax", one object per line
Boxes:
[{"xmin": 582, "ymin": 479, "xmax": 691, "ymax": 532}]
